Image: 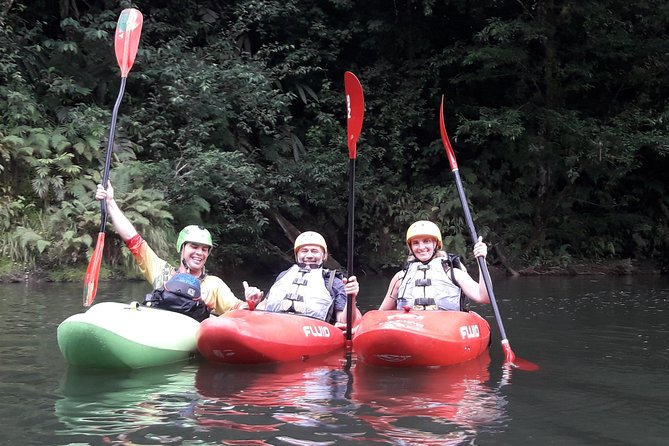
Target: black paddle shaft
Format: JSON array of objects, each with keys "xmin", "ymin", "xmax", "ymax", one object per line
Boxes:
[
  {"xmin": 345, "ymin": 158, "xmax": 356, "ymax": 341},
  {"xmin": 99, "ymin": 76, "xmax": 127, "ymax": 231},
  {"xmin": 451, "ymin": 168, "xmax": 509, "ymax": 342}
]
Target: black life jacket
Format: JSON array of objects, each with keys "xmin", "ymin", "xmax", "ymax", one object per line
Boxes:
[{"xmin": 143, "ymin": 287, "xmax": 210, "ymax": 322}]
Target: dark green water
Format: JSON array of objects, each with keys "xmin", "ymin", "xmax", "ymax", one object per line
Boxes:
[{"xmin": 1, "ymin": 275, "xmax": 667, "ymax": 445}]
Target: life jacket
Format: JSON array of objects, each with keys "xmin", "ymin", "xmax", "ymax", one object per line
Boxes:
[
  {"xmin": 264, "ymin": 264, "xmax": 337, "ymax": 321},
  {"xmin": 396, "ymin": 254, "xmax": 466, "ymax": 311},
  {"xmin": 143, "ymin": 287, "xmax": 210, "ymax": 322}
]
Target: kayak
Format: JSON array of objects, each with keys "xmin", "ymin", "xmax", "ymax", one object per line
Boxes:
[
  {"xmin": 197, "ymin": 309, "xmax": 345, "ymax": 364},
  {"xmin": 57, "ymin": 302, "xmax": 200, "ymax": 369},
  {"xmin": 353, "ymin": 309, "xmax": 491, "ymax": 367}
]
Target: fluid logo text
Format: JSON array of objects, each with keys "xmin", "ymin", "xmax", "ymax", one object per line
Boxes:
[
  {"xmin": 460, "ymin": 324, "xmax": 480, "ymax": 339},
  {"xmin": 303, "ymin": 325, "xmax": 331, "ymax": 337}
]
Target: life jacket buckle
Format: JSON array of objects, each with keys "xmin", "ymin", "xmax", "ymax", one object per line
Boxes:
[
  {"xmin": 414, "ymin": 278, "xmax": 432, "ymax": 287},
  {"xmin": 413, "ymin": 297, "xmax": 437, "ymax": 311},
  {"xmin": 413, "ymin": 304, "xmax": 438, "ymax": 311},
  {"xmin": 280, "ymin": 297, "xmax": 306, "ymax": 313}
]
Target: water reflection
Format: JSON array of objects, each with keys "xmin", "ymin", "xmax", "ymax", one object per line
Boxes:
[
  {"xmin": 194, "ymin": 354, "xmax": 366, "ymax": 444},
  {"xmin": 55, "ymin": 363, "xmax": 199, "ymax": 444},
  {"xmin": 194, "ymin": 351, "xmax": 510, "ymax": 445},
  {"xmin": 54, "ymin": 350, "xmax": 512, "ymax": 445},
  {"xmin": 350, "ymin": 351, "xmax": 509, "ymax": 445}
]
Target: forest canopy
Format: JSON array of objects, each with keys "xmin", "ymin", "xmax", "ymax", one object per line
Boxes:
[{"xmin": 1, "ymin": 0, "xmax": 668, "ymax": 280}]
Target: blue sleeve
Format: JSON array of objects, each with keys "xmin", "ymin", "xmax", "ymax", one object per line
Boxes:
[
  {"xmin": 274, "ymin": 269, "xmax": 289, "ymax": 282},
  {"xmin": 331, "ymin": 277, "xmax": 347, "ymax": 311}
]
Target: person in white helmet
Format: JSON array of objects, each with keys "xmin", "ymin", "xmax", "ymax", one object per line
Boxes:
[
  {"xmin": 95, "ymin": 183, "xmax": 263, "ymax": 315},
  {"xmin": 378, "ymin": 220, "xmax": 490, "ymax": 311},
  {"xmin": 257, "ymin": 231, "xmax": 361, "ymax": 327}
]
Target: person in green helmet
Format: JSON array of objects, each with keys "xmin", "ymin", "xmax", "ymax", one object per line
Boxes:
[{"xmin": 95, "ymin": 183, "xmax": 264, "ymax": 315}]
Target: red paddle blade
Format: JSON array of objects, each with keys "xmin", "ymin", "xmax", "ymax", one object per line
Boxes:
[
  {"xmin": 502, "ymin": 340, "xmax": 516, "ymax": 364},
  {"xmin": 82, "ymin": 232, "xmax": 105, "ymax": 307},
  {"xmin": 503, "ymin": 340, "xmax": 540, "ymax": 371},
  {"xmin": 513, "ymin": 357, "xmax": 541, "ymax": 371},
  {"xmin": 344, "ymin": 71, "xmax": 365, "ymax": 159},
  {"xmin": 115, "ymin": 8, "xmax": 143, "ymax": 78},
  {"xmin": 439, "ymin": 95, "xmax": 459, "ymax": 171}
]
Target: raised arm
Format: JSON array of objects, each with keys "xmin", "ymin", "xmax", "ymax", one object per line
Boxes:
[{"xmin": 95, "ymin": 182, "xmax": 138, "ymax": 242}]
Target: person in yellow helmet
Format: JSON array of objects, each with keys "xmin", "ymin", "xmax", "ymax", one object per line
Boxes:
[
  {"xmin": 256, "ymin": 231, "xmax": 361, "ymax": 327},
  {"xmin": 95, "ymin": 183, "xmax": 263, "ymax": 316},
  {"xmin": 378, "ymin": 220, "xmax": 490, "ymax": 311}
]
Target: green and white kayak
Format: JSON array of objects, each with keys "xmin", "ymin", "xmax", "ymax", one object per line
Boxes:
[{"xmin": 57, "ymin": 302, "xmax": 200, "ymax": 369}]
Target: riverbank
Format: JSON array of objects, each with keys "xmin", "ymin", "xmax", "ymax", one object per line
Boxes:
[
  {"xmin": 514, "ymin": 258, "xmax": 664, "ymax": 276},
  {"xmin": 1, "ymin": 257, "xmax": 665, "ymax": 284}
]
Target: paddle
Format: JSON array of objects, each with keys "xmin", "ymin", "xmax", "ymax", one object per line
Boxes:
[
  {"xmin": 83, "ymin": 8, "xmax": 143, "ymax": 307},
  {"xmin": 344, "ymin": 71, "xmax": 365, "ymax": 342},
  {"xmin": 439, "ymin": 96, "xmax": 538, "ymax": 371}
]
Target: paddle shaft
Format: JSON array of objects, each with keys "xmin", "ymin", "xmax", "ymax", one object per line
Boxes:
[
  {"xmin": 83, "ymin": 76, "xmax": 127, "ymax": 307},
  {"xmin": 345, "ymin": 157, "xmax": 356, "ymax": 341},
  {"xmin": 450, "ymin": 168, "xmax": 509, "ymax": 342},
  {"xmin": 344, "ymin": 71, "xmax": 363, "ymax": 342},
  {"xmin": 84, "ymin": 9, "xmax": 142, "ymax": 307},
  {"xmin": 99, "ymin": 76, "xmax": 127, "ymax": 230}
]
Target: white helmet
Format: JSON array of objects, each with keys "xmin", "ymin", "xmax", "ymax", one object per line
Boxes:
[{"xmin": 294, "ymin": 231, "xmax": 328, "ymax": 254}]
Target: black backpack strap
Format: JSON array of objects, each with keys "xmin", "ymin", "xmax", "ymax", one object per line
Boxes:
[
  {"xmin": 440, "ymin": 255, "xmax": 458, "ymax": 286},
  {"xmin": 395, "ymin": 261, "xmax": 415, "ymax": 303},
  {"xmin": 442, "ymin": 254, "xmax": 469, "ymax": 312},
  {"xmin": 323, "ymin": 269, "xmax": 343, "ymax": 294},
  {"xmin": 321, "ymin": 269, "xmax": 342, "ymax": 324},
  {"xmin": 143, "ymin": 288, "xmax": 164, "ymax": 306},
  {"xmin": 327, "ymin": 270, "xmax": 336, "ymax": 294}
]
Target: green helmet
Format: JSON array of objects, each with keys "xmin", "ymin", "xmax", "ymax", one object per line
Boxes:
[{"xmin": 176, "ymin": 225, "xmax": 213, "ymax": 253}]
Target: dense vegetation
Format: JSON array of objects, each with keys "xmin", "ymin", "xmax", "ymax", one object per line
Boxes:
[{"xmin": 1, "ymin": 0, "xmax": 668, "ymax": 281}]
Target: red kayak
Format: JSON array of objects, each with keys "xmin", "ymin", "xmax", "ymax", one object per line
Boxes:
[
  {"xmin": 353, "ymin": 309, "xmax": 491, "ymax": 367},
  {"xmin": 197, "ymin": 310, "xmax": 345, "ymax": 364}
]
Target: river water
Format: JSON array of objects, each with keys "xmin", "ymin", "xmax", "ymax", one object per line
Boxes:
[{"xmin": 0, "ymin": 275, "xmax": 667, "ymax": 445}]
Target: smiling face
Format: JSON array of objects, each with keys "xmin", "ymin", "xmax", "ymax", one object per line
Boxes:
[
  {"xmin": 296, "ymin": 244, "xmax": 326, "ymax": 266},
  {"xmin": 409, "ymin": 236, "xmax": 438, "ymax": 263},
  {"xmin": 181, "ymin": 241, "xmax": 210, "ymax": 273}
]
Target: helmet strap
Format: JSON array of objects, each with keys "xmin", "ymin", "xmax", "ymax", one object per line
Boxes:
[
  {"xmin": 297, "ymin": 262, "xmax": 323, "ymax": 269},
  {"xmin": 181, "ymin": 256, "xmax": 207, "ymax": 280},
  {"xmin": 408, "ymin": 246, "xmax": 438, "ymax": 264}
]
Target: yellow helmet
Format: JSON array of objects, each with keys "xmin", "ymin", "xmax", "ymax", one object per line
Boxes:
[
  {"xmin": 294, "ymin": 231, "xmax": 328, "ymax": 254},
  {"xmin": 406, "ymin": 220, "xmax": 443, "ymax": 249}
]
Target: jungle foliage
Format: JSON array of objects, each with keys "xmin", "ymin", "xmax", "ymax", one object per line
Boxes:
[{"xmin": 1, "ymin": 0, "xmax": 668, "ymax": 279}]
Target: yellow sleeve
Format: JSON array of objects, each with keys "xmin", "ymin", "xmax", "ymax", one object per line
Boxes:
[
  {"xmin": 200, "ymin": 275, "xmax": 245, "ymax": 315},
  {"xmin": 126, "ymin": 234, "xmax": 172, "ymax": 289}
]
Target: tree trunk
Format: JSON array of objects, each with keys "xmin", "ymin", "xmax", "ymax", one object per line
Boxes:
[
  {"xmin": 263, "ymin": 207, "xmax": 343, "ymax": 270},
  {"xmin": 493, "ymin": 243, "xmax": 519, "ymax": 277},
  {"xmin": 0, "ymin": 0, "xmax": 14, "ymax": 21}
]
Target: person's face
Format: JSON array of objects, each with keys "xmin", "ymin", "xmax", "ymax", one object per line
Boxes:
[
  {"xmin": 296, "ymin": 245, "xmax": 325, "ymax": 266},
  {"xmin": 409, "ymin": 236, "xmax": 437, "ymax": 262},
  {"xmin": 182, "ymin": 242, "xmax": 210, "ymax": 271}
]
